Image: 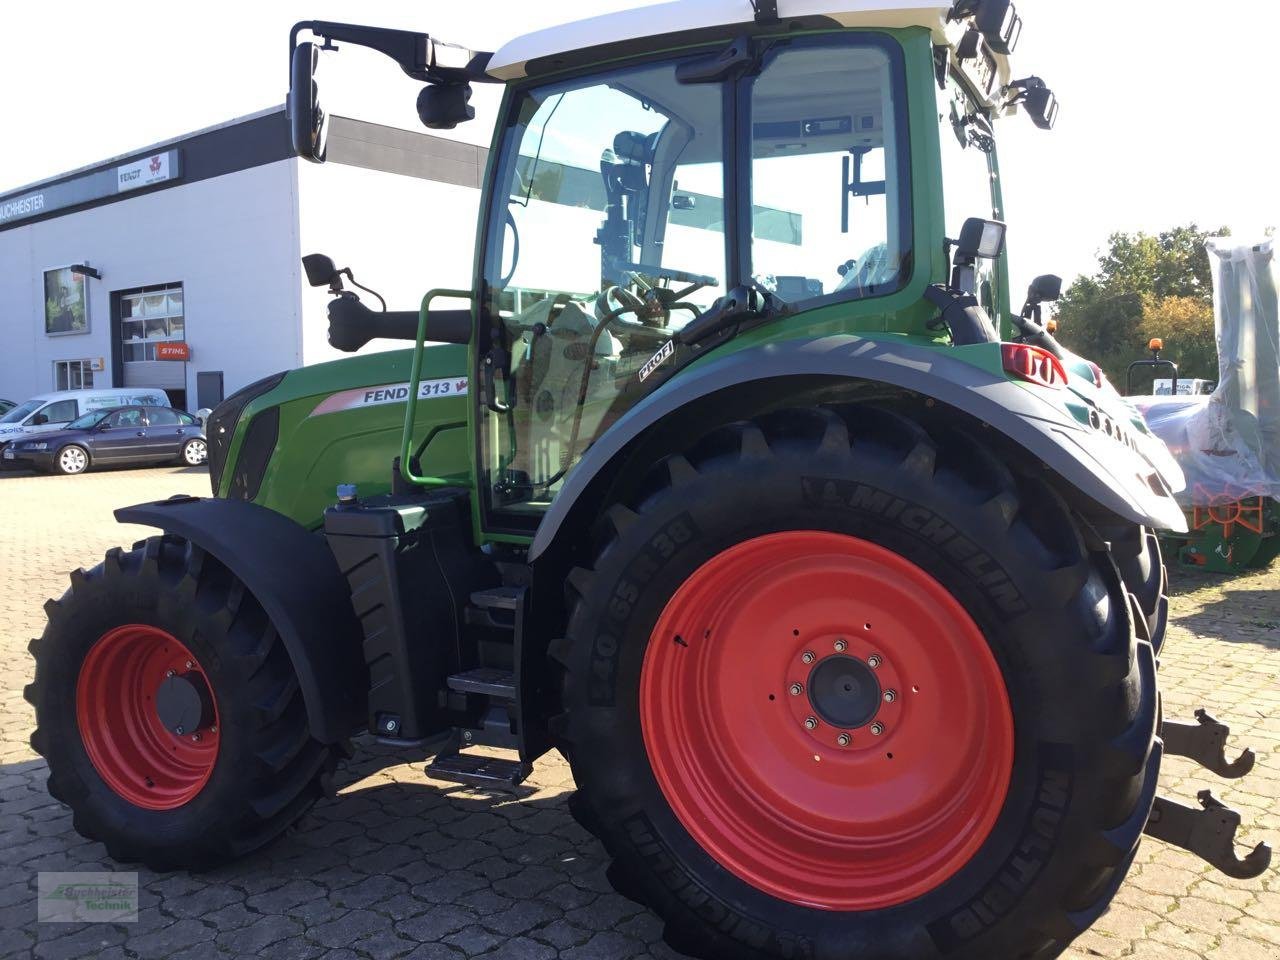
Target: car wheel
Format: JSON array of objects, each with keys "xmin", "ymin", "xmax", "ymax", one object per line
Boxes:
[
  {"xmin": 55, "ymin": 445, "xmax": 90, "ymax": 475},
  {"xmin": 181, "ymin": 438, "xmax": 207, "ymax": 466}
]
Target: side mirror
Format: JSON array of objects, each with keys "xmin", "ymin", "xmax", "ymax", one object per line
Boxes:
[
  {"xmin": 955, "ymin": 218, "xmax": 1007, "ymax": 262},
  {"xmin": 417, "ymin": 83, "xmax": 474, "ymax": 130},
  {"xmin": 30, "ymin": 414, "xmax": 48, "ymax": 426},
  {"xmin": 1026, "ymin": 274, "xmax": 1063, "ymax": 306},
  {"xmin": 288, "ymin": 41, "xmax": 328, "ymax": 162},
  {"xmin": 302, "ymin": 253, "xmax": 341, "ymax": 289}
]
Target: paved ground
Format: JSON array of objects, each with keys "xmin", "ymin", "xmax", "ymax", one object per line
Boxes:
[{"xmin": 0, "ymin": 467, "xmax": 1276, "ymax": 960}]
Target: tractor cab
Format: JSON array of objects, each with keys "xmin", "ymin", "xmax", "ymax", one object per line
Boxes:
[{"xmin": 287, "ymin": 0, "xmax": 1066, "ymax": 536}]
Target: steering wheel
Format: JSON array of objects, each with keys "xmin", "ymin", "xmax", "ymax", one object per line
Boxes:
[
  {"xmin": 500, "ymin": 208, "xmax": 520, "ymax": 287},
  {"xmin": 595, "ymin": 285, "xmax": 646, "ymax": 322}
]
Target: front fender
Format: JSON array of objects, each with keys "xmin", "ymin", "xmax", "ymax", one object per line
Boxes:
[
  {"xmin": 115, "ymin": 496, "xmax": 365, "ymax": 743},
  {"xmin": 529, "ymin": 336, "xmax": 1188, "ymax": 560}
]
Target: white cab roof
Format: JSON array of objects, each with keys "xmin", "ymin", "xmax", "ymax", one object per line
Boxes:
[{"xmin": 488, "ymin": 0, "xmax": 954, "ymax": 80}]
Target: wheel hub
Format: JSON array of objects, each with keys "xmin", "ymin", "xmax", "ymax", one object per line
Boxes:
[
  {"xmin": 155, "ymin": 671, "xmax": 214, "ymax": 736},
  {"xmin": 807, "ymin": 655, "xmax": 880, "ymax": 729}
]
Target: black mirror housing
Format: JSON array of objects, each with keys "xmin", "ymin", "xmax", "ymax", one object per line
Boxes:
[
  {"xmin": 288, "ymin": 41, "xmax": 328, "ymax": 162},
  {"xmin": 956, "ymin": 218, "xmax": 1007, "ymax": 262},
  {"xmin": 1028, "ymin": 274, "xmax": 1063, "ymax": 305},
  {"xmin": 417, "ymin": 83, "xmax": 474, "ymax": 130},
  {"xmin": 302, "ymin": 253, "xmax": 340, "ymax": 289}
]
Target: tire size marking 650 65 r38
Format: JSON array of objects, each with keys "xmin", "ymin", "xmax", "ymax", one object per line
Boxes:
[{"xmin": 590, "ymin": 513, "xmax": 697, "ymax": 707}]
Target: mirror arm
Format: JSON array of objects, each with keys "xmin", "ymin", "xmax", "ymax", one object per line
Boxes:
[{"xmin": 290, "ymin": 20, "xmax": 496, "ymax": 84}]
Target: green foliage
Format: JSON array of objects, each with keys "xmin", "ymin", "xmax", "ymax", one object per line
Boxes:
[{"xmin": 1054, "ymin": 224, "xmax": 1227, "ymax": 388}]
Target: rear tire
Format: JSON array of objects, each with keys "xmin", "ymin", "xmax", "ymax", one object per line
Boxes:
[
  {"xmin": 26, "ymin": 536, "xmax": 338, "ymax": 871},
  {"xmin": 557, "ymin": 406, "xmax": 1160, "ymax": 960},
  {"xmin": 1109, "ymin": 526, "xmax": 1169, "ymax": 654},
  {"xmin": 180, "ymin": 438, "xmax": 207, "ymax": 466}
]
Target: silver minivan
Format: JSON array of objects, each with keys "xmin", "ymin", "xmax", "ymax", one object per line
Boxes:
[{"xmin": 0, "ymin": 388, "xmax": 171, "ymax": 450}]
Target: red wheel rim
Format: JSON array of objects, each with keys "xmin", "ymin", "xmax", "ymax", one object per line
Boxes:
[
  {"xmin": 640, "ymin": 531, "xmax": 1014, "ymax": 911},
  {"xmin": 76, "ymin": 625, "xmax": 220, "ymax": 810}
]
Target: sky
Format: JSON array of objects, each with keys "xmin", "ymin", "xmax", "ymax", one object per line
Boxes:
[{"xmin": 2, "ymin": 0, "xmax": 1277, "ymax": 294}]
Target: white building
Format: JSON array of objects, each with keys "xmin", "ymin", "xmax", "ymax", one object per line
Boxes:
[{"xmin": 0, "ymin": 106, "xmax": 485, "ymax": 411}]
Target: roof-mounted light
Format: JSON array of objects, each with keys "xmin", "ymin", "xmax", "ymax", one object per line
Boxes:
[{"xmin": 950, "ymin": 1, "xmax": 1022, "ymax": 56}]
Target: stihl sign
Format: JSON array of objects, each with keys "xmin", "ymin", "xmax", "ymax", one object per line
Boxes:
[{"xmin": 155, "ymin": 342, "xmax": 190, "ymax": 361}]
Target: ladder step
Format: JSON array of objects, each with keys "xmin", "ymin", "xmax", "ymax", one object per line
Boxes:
[
  {"xmin": 447, "ymin": 667, "xmax": 516, "ymax": 699},
  {"xmin": 470, "ymin": 586, "xmax": 523, "ymax": 611},
  {"xmin": 427, "ymin": 751, "xmax": 529, "ymax": 789}
]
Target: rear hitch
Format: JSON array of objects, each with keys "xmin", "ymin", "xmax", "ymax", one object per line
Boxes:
[
  {"xmin": 1161, "ymin": 709, "xmax": 1256, "ymax": 779},
  {"xmin": 1144, "ymin": 789, "xmax": 1271, "ymax": 880}
]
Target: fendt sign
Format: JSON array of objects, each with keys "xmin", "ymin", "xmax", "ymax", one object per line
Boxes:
[{"xmin": 0, "ymin": 149, "xmax": 182, "ymax": 227}]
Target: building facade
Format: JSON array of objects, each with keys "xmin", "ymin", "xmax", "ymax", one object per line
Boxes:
[{"xmin": 0, "ymin": 107, "xmax": 485, "ymax": 411}]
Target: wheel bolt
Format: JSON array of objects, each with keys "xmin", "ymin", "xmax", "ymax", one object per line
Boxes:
[
  {"xmin": 790, "ymin": 683, "xmax": 804, "ymax": 697},
  {"xmin": 805, "ymin": 717, "xmax": 818, "ymax": 731},
  {"xmin": 210, "ymin": 726, "xmax": 217, "ymax": 734},
  {"xmin": 837, "ymin": 733, "xmax": 851, "ymax": 747},
  {"xmin": 185, "ymin": 660, "xmax": 194, "ymax": 669},
  {"xmin": 801, "ymin": 651, "xmax": 816, "ymax": 665},
  {"xmin": 191, "ymin": 733, "xmax": 201, "ymax": 742},
  {"xmin": 834, "ymin": 639, "xmax": 847, "ymax": 653},
  {"xmin": 868, "ymin": 655, "xmax": 882, "ymax": 669},
  {"xmin": 883, "ymin": 690, "xmax": 897, "ymax": 704},
  {"xmin": 165, "ymin": 669, "xmax": 176, "ymax": 678},
  {"xmin": 175, "ymin": 725, "xmax": 184, "ymax": 735},
  {"xmin": 870, "ymin": 722, "xmax": 884, "ymax": 736}
]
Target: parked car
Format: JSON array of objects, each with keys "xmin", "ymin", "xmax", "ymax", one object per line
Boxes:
[
  {"xmin": 0, "ymin": 399, "xmax": 15, "ymax": 416},
  {"xmin": 2, "ymin": 405, "xmax": 206, "ymax": 475},
  {"xmin": 0, "ymin": 387, "xmax": 171, "ymax": 452}
]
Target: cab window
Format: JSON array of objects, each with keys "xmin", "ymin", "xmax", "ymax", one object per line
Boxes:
[{"xmin": 748, "ymin": 37, "xmax": 910, "ymax": 305}]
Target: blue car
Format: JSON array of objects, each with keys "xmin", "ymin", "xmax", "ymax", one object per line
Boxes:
[{"xmin": 2, "ymin": 405, "xmax": 207, "ymax": 475}]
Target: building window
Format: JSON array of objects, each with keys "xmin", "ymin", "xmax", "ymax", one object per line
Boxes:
[
  {"xmin": 120, "ymin": 285, "xmax": 184, "ymax": 361},
  {"xmin": 54, "ymin": 359, "xmax": 96, "ymax": 391}
]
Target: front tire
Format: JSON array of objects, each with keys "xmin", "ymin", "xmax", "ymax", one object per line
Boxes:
[
  {"xmin": 557, "ymin": 406, "xmax": 1160, "ymax": 960},
  {"xmin": 180, "ymin": 438, "xmax": 207, "ymax": 466},
  {"xmin": 26, "ymin": 537, "xmax": 338, "ymax": 870},
  {"xmin": 54, "ymin": 444, "xmax": 90, "ymax": 475}
]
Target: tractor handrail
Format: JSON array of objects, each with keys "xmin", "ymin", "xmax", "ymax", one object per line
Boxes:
[{"xmin": 400, "ymin": 288, "xmax": 474, "ymax": 487}]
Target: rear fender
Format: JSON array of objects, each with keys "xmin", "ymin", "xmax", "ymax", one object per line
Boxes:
[
  {"xmin": 529, "ymin": 335, "xmax": 1188, "ymax": 561},
  {"xmin": 115, "ymin": 497, "xmax": 365, "ymax": 743}
]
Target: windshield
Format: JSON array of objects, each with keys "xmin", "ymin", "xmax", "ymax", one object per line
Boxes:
[
  {"xmin": 67, "ymin": 410, "xmax": 110, "ymax": 430},
  {"xmin": 0, "ymin": 400, "xmax": 42, "ymax": 424},
  {"xmin": 939, "ymin": 72, "xmax": 1001, "ymax": 312}
]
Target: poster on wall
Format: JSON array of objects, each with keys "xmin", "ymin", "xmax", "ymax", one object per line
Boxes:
[{"xmin": 44, "ymin": 266, "xmax": 89, "ymax": 336}]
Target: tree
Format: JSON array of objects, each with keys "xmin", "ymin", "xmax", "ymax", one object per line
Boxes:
[{"xmin": 1054, "ymin": 224, "xmax": 1227, "ymax": 387}]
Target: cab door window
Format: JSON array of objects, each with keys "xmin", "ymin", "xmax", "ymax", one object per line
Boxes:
[
  {"xmin": 746, "ymin": 37, "xmax": 911, "ymax": 306},
  {"xmin": 481, "ymin": 55, "xmax": 728, "ymax": 526}
]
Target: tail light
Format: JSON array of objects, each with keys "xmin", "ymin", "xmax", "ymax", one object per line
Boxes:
[{"xmin": 1001, "ymin": 343, "xmax": 1068, "ymax": 389}]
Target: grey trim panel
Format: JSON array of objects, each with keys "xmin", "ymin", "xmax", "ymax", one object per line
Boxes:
[
  {"xmin": 528, "ymin": 336, "xmax": 1188, "ymax": 560},
  {"xmin": 327, "ymin": 117, "xmax": 489, "ymax": 188},
  {"xmin": 115, "ymin": 497, "xmax": 366, "ymax": 743}
]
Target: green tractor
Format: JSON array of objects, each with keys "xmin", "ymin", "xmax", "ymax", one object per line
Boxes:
[{"xmin": 26, "ymin": 3, "xmax": 1271, "ymax": 957}]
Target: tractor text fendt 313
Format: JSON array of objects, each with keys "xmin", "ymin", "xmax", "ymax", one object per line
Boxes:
[{"xmin": 27, "ymin": 3, "xmax": 1271, "ymax": 958}]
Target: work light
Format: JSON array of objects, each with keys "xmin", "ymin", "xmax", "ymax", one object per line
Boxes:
[{"xmin": 951, "ymin": 0, "xmax": 1022, "ymax": 56}]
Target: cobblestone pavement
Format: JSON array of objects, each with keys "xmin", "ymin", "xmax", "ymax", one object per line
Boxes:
[{"xmin": 1, "ymin": 467, "xmax": 1276, "ymax": 959}]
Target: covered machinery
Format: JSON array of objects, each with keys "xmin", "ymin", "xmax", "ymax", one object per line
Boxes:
[{"xmin": 1137, "ymin": 238, "xmax": 1280, "ymax": 571}]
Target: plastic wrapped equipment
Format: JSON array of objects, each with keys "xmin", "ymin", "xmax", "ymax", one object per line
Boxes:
[{"xmin": 1137, "ymin": 238, "xmax": 1280, "ymax": 507}]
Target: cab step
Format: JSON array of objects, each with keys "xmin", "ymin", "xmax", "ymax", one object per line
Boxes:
[
  {"xmin": 427, "ymin": 750, "xmax": 530, "ymax": 789},
  {"xmin": 466, "ymin": 586, "xmax": 524, "ymax": 630},
  {"xmin": 447, "ymin": 667, "xmax": 516, "ymax": 700}
]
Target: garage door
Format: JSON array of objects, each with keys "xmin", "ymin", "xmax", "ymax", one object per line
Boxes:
[{"xmin": 120, "ymin": 285, "xmax": 185, "ymax": 390}]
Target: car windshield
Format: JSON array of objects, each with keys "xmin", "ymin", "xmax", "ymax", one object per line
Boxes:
[
  {"xmin": 67, "ymin": 410, "xmax": 110, "ymax": 430},
  {"xmin": 0, "ymin": 400, "xmax": 43, "ymax": 424}
]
